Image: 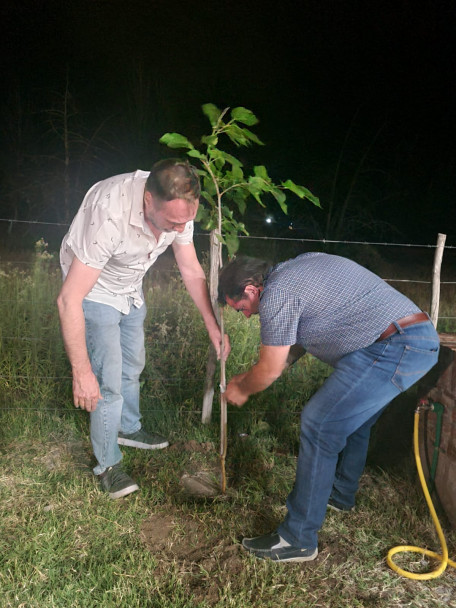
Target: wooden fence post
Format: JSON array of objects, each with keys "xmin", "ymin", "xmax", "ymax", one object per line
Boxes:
[
  {"xmin": 430, "ymin": 233, "xmax": 446, "ymax": 328},
  {"xmin": 201, "ymin": 230, "xmax": 222, "ymax": 424}
]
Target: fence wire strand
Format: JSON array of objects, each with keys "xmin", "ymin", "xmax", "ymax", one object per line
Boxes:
[
  {"xmin": 1, "ymin": 216, "xmax": 456, "ymax": 248},
  {"xmin": 1, "ymin": 219, "xmax": 455, "ymax": 417}
]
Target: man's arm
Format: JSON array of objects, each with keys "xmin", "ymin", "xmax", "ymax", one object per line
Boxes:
[
  {"xmin": 172, "ymin": 241, "xmax": 230, "ymax": 359},
  {"xmin": 225, "ymin": 344, "xmax": 291, "ymax": 406},
  {"xmin": 56, "ymin": 257, "xmax": 103, "ymax": 411}
]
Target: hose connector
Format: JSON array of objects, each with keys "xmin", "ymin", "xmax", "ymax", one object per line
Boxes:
[{"xmin": 416, "ymin": 398, "xmax": 432, "ymax": 413}]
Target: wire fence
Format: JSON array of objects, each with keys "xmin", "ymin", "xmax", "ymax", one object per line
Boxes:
[{"xmin": 1, "ymin": 217, "xmax": 455, "ymax": 416}]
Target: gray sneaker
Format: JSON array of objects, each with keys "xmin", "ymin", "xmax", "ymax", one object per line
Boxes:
[
  {"xmin": 242, "ymin": 532, "xmax": 318, "ymax": 563},
  {"xmin": 98, "ymin": 463, "xmax": 139, "ymax": 499},
  {"xmin": 118, "ymin": 428, "xmax": 169, "ymax": 450}
]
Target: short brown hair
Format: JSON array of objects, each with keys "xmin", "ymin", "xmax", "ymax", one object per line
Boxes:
[
  {"xmin": 146, "ymin": 159, "xmax": 201, "ymax": 205},
  {"xmin": 218, "ymin": 256, "xmax": 271, "ymax": 305}
]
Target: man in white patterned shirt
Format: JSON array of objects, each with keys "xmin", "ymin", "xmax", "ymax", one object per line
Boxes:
[
  {"xmin": 57, "ymin": 159, "xmax": 229, "ymax": 499},
  {"xmin": 218, "ymin": 253, "xmax": 439, "ymax": 562}
]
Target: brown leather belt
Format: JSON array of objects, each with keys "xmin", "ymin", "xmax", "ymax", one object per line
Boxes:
[{"xmin": 376, "ymin": 312, "xmax": 429, "ymax": 342}]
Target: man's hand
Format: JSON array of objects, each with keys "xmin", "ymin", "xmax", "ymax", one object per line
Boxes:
[
  {"xmin": 173, "ymin": 242, "xmax": 232, "ymax": 361},
  {"xmin": 225, "ymin": 373, "xmax": 249, "ymax": 407},
  {"xmin": 72, "ymin": 366, "xmax": 102, "ymax": 412},
  {"xmin": 209, "ymin": 329, "xmax": 231, "ymax": 360},
  {"xmin": 225, "ymin": 344, "xmax": 292, "ymax": 407}
]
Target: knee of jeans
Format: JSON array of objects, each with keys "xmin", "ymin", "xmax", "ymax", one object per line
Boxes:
[
  {"xmin": 300, "ymin": 410, "xmax": 347, "ymax": 453},
  {"xmin": 98, "ymin": 389, "xmax": 123, "ymax": 404}
]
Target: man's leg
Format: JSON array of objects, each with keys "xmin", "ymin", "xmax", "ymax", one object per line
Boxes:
[
  {"xmin": 328, "ymin": 406, "xmax": 387, "ymax": 510},
  {"xmin": 277, "ymin": 323, "xmax": 439, "ymax": 550},
  {"xmin": 82, "ymin": 300, "xmax": 124, "ymax": 475},
  {"xmin": 116, "ymin": 302, "xmax": 169, "ymax": 450},
  {"xmin": 118, "ymin": 302, "xmax": 147, "ymax": 435}
]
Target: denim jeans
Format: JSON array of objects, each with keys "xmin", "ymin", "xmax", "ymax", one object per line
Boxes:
[
  {"xmin": 278, "ymin": 320, "xmax": 440, "ymax": 549},
  {"xmin": 82, "ymin": 299, "xmax": 147, "ymax": 475}
]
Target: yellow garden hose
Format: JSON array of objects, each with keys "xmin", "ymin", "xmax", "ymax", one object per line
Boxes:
[{"xmin": 386, "ymin": 407, "xmax": 456, "ymax": 579}]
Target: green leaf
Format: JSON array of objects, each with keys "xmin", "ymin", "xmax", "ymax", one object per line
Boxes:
[
  {"xmin": 231, "ymin": 165, "xmax": 244, "ymax": 181},
  {"xmin": 253, "ymin": 165, "xmax": 269, "ymax": 180},
  {"xmin": 202, "ymin": 103, "xmax": 222, "ymax": 127},
  {"xmin": 224, "ymin": 232, "xmax": 240, "ymax": 256},
  {"xmin": 214, "ymin": 156, "xmax": 225, "ymax": 171},
  {"xmin": 238, "ymin": 222, "xmax": 249, "ymax": 235},
  {"xmin": 200, "ymin": 191, "xmax": 216, "ymax": 207},
  {"xmin": 214, "ymin": 232, "xmax": 225, "ymax": 245},
  {"xmin": 225, "ymin": 124, "xmax": 249, "ymax": 147},
  {"xmin": 245, "ymin": 179, "xmax": 265, "ymax": 206},
  {"xmin": 195, "ymin": 206, "xmax": 209, "ymax": 222},
  {"xmin": 203, "ymin": 176, "xmax": 217, "ymax": 196},
  {"xmin": 248, "ymin": 175, "xmax": 269, "ymax": 192},
  {"xmin": 159, "ymin": 132, "xmax": 194, "ymax": 150},
  {"xmin": 230, "ymin": 189, "xmax": 248, "ymax": 215},
  {"xmin": 243, "ymin": 128, "xmax": 264, "ymax": 145},
  {"xmin": 218, "ymin": 150, "xmax": 243, "ymax": 167},
  {"xmin": 282, "ymin": 180, "xmax": 321, "ymax": 207},
  {"xmin": 186, "ymin": 149, "xmax": 204, "ymax": 159},
  {"xmin": 230, "ymin": 107, "xmax": 259, "ymax": 126},
  {"xmin": 271, "ymin": 188, "xmax": 288, "ymax": 214},
  {"xmin": 201, "ymin": 135, "xmax": 218, "ymax": 146},
  {"xmin": 202, "ymin": 217, "xmax": 217, "ymax": 231}
]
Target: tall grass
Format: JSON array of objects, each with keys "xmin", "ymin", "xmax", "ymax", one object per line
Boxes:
[{"xmin": 0, "ymin": 244, "xmax": 455, "ymax": 608}]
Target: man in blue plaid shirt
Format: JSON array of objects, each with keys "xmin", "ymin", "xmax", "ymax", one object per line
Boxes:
[{"xmin": 218, "ymin": 253, "xmax": 439, "ymax": 563}]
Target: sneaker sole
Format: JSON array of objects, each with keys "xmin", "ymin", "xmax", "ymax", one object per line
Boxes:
[
  {"xmin": 117, "ymin": 438, "xmax": 169, "ymax": 450},
  {"xmin": 327, "ymin": 503, "xmax": 353, "ymax": 513},
  {"xmin": 270, "ymin": 548, "xmax": 318, "ymax": 563},
  {"xmin": 109, "ymin": 483, "xmax": 139, "ymax": 499}
]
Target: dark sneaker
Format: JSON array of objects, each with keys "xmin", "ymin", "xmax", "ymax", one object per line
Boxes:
[
  {"xmin": 118, "ymin": 429, "xmax": 169, "ymax": 450},
  {"xmin": 98, "ymin": 463, "xmax": 139, "ymax": 499},
  {"xmin": 327, "ymin": 498, "xmax": 354, "ymax": 512},
  {"xmin": 242, "ymin": 532, "xmax": 318, "ymax": 563}
]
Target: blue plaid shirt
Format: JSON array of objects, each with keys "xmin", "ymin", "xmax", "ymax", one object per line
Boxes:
[{"xmin": 259, "ymin": 253, "xmax": 421, "ymax": 366}]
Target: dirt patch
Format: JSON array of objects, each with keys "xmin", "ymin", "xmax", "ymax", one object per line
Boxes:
[
  {"xmin": 140, "ymin": 513, "xmax": 176, "ymax": 550},
  {"xmin": 2, "ymin": 436, "xmax": 93, "ymax": 475},
  {"xmin": 140, "ymin": 510, "xmax": 244, "ymax": 605},
  {"xmin": 34, "ymin": 439, "xmax": 92, "ymax": 473}
]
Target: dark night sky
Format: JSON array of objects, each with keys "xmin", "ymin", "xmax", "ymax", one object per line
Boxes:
[{"xmin": 1, "ymin": 0, "xmax": 455, "ymax": 244}]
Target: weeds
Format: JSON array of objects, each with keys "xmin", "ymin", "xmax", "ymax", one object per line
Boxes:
[{"xmin": 0, "ymin": 244, "xmax": 455, "ymax": 607}]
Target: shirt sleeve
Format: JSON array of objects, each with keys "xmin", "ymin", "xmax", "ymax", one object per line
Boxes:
[
  {"xmin": 173, "ymin": 221, "xmax": 194, "ymax": 245},
  {"xmin": 260, "ymin": 287, "xmax": 304, "ymax": 346},
  {"xmin": 65, "ymin": 192, "xmax": 121, "ymax": 269}
]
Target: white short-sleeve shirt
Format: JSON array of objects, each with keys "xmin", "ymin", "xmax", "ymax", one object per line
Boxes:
[{"xmin": 60, "ymin": 170, "xmax": 194, "ymax": 313}]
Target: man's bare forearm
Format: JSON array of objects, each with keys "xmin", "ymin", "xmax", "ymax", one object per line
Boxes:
[{"xmin": 57, "ymin": 295, "xmax": 92, "ymax": 372}]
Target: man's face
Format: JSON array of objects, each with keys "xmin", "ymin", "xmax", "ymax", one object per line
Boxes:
[
  {"xmin": 144, "ymin": 191, "xmax": 198, "ymax": 233},
  {"xmin": 225, "ymin": 285, "xmax": 261, "ymax": 318}
]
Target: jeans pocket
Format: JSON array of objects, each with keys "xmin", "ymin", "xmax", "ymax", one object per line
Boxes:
[{"xmin": 391, "ymin": 345, "xmax": 439, "ymax": 392}]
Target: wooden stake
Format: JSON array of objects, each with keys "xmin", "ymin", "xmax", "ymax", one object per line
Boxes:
[{"xmin": 430, "ymin": 233, "xmax": 446, "ymax": 328}]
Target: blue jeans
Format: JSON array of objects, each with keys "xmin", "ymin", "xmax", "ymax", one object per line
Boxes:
[
  {"xmin": 82, "ymin": 299, "xmax": 147, "ymax": 475},
  {"xmin": 278, "ymin": 320, "xmax": 439, "ymax": 549}
]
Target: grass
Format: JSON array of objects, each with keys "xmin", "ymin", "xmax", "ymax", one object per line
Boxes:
[{"xmin": 0, "ymin": 243, "xmax": 456, "ymax": 607}]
